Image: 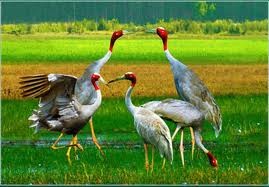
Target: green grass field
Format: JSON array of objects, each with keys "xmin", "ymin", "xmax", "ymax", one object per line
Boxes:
[
  {"xmin": 2, "ymin": 34, "xmax": 267, "ymax": 64},
  {"xmin": 2, "ymin": 95, "xmax": 268, "ymax": 184},
  {"xmin": 2, "ymin": 95, "xmax": 268, "ymax": 142},
  {"xmin": 2, "ymin": 145, "xmax": 267, "ymax": 184}
]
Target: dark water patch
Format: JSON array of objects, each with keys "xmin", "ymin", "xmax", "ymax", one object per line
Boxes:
[{"xmin": 1, "ymin": 140, "xmax": 264, "ymax": 150}]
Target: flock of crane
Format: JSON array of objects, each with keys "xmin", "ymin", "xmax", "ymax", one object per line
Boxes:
[{"xmin": 19, "ymin": 27, "xmax": 222, "ymax": 172}]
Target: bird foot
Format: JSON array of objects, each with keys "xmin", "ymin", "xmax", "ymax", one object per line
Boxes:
[
  {"xmin": 66, "ymin": 143, "xmax": 84, "ymax": 151},
  {"xmin": 75, "ymin": 143, "xmax": 84, "ymax": 151}
]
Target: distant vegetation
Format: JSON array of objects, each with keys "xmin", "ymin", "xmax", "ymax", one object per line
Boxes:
[{"xmin": 2, "ymin": 19, "xmax": 268, "ymax": 35}]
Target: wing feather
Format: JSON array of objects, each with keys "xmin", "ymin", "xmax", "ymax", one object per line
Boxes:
[
  {"xmin": 20, "ymin": 74, "xmax": 77, "ymax": 133},
  {"xmin": 134, "ymin": 108, "xmax": 173, "ymax": 162}
]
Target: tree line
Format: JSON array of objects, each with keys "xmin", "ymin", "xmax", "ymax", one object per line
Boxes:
[{"xmin": 2, "ymin": 18, "xmax": 267, "ymax": 35}]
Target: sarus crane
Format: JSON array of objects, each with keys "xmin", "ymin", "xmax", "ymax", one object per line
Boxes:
[
  {"xmin": 20, "ymin": 73, "xmax": 107, "ymax": 163},
  {"xmin": 141, "ymin": 99, "xmax": 218, "ymax": 167},
  {"xmin": 20, "ymin": 30, "xmax": 127, "ymax": 160},
  {"xmin": 149, "ymin": 27, "xmax": 222, "ymax": 137},
  {"xmin": 108, "ymin": 72, "xmax": 173, "ymax": 172},
  {"xmin": 147, "ymin": 27, "xmax": 222, "ymax": 162}
]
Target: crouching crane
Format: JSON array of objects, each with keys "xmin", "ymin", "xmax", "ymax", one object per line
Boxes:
[
  {"xmin": 141, "ymin": 99, "xmax": 218, "ymax": 167},
  {"xmin": 20, "ymin": 73, "xmax": 107, "ymax": 163},
  {"xmin": 109, "ymin": 72, "xmax": 173, "ymax": 173},
  {"xmin": 20, "ymin": 30, "xmax": 127, "ymax": 158}
]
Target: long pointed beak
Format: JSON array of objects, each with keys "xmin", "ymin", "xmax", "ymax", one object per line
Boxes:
[
  {"xmin": 99, "ymin": 76, "xmax": 109, "ymax": 86},
  {"xmin": 123, "ymin": 30, "xmax": 133, "ymax": 35},
  {"xmin": 145, "ymin": 28, "xmax": 156, "ymax": 33},
  {"xmin": 108, "ymin": 75, "xmax": 125, "ymax": 84}
]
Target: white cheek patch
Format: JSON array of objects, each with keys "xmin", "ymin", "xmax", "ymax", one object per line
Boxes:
[
  {"xmin": 93, "ymin": 73, "xmax": 101, "ymax": 77},
  {"xmin": 48, "ymin": 74, "xmax": 57, "ymax": 82}
]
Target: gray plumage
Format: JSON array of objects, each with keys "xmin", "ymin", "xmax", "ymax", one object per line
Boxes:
[
  {"xmin": 165, "ymin": 50, "xmax": 222, "ymax": 137},
  {"xmin": 20, "ymin": 73, "xmax": 102, "ymax": 135},
  {"xmin": 20, "ymin": 51, "xmax": 112, "ymax": 134},
  {"xmin": 125, "ymin": 81, "xmax": 173, "ymax": 163},
  {"xmin": 141, "ymin": 98, "xmax": 204, "ymax": 129},
  {"xmin": 134, "ymin": 107, "xmax": 173, "ymax": 162},
  {"xmin": 75, "ymin": 51, "xmax": 111, "ymax": 105},
  {"xmin": 141, "ymin": 98, "xmax": 219, "ymax": 167}
]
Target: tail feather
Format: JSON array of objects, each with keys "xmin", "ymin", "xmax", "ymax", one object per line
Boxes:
[
  {"xmin": 34, "ymin": 124, "xmax": 41, "ymax": 134},
  {"xmin": 207, "ymin": 103, "xmax": 222, "ymax": 137},
  {"xmin": 29, "ymin": 122, "xmax": 38, "ymax": 128},
  {"xmin": 28, "ymin": 113, "xmax": 39, "ymax": 121},
  {"xmin": 158, "ymin": 136, "xmax": 173, "ymax": 163},
  {"xmin": 28, "ymin": 110, "xmax": 48, "ymax": 133}
]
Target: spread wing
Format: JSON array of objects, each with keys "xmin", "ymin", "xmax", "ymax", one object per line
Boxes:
[
  {"xmin": 19, "ymin": 74, "xmax": 78, "ymax": 132},
  {"xmin": 19, "ymin": 74, "xmax": 77, "ymax": 99}
]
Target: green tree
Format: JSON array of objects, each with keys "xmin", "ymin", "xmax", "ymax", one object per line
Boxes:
[
  {"xmin": 195, "ymin": 2, "xmax": 216, "ymax": 20},
  {"xmin": 98, "ymin": 18, "xmax": 109, "ymax": 31}
]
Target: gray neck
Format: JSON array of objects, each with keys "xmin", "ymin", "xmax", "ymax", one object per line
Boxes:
[
  {"xmin": 125, "ymin": 86, "xmax": 136, "ymax": 115},
  {"xmin": 91, "ymin": 90, "xmax": 102, "ymax": 112},
  {"xmin": 95, "ymin": 51, "xmax": 112, "ymax": 71},
  {"xmin": 164, "ymin": 50, "xmax": 187, "ymax": 69},
  {"xmin": 83, "ymin": 51, "xmax": 112, "ymax": 78},
  {"xmin": 80, "ymin": 90, "xmax": 102, "ymax": 118},
  {"xmin": 194, "ymin": 129, "xmax": 208, "ymax": 154}
]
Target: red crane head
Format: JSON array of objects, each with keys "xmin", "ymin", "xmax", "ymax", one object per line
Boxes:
[
  {"xmin": 108, "ymin": 72, "xmax": 137, "ymax": 87},
  {"xmin": 156, "ymin": 27, "xmax": 168, "ymax": 50},
  {"xmin": 156, "ymin": 27, "xmax": 168, "ymax": 40},
  {"xmin": 111, "ymin": 30, "xmax": 124, "ymax": 41},
  {"xmin": 207, "ymin": 152, "xmax": 218, "ymax": 167},
  {"xmin": 124, "ymin": 72, "xmax": 136, "ymax": 87},
  {"xmin": 109, "ymin": 30, "xmax": 128, "ymax": 52},
  {"xmin": 90, "ymin": 73, "xmax": 108, "ymax": 90}
]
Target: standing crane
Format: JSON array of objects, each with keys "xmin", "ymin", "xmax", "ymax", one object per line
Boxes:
[
  {"xmin": 147, "ymin": 27, "xmax": 222, "ymax": 159},
  {"xmin": 74, "ymin": 30, "xmax": 128, "ymax": 156},
  {"xmin": 150, "ymin": 27, "xmax": 222, "ymax": 137},
  {"xmin": 108, "ymin": 72, "xmax": 173, "ymax": 172},
  {"xmin": 20, "ymin": 73, "xmax": 107, "ymax": 163},
  {"xmin": 141, "ymin": 99, "xmax": 218, "ymax": 167},
  {"xmin": 20, "ymin": 30, "xmax": 127, "ymax": 158}
]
